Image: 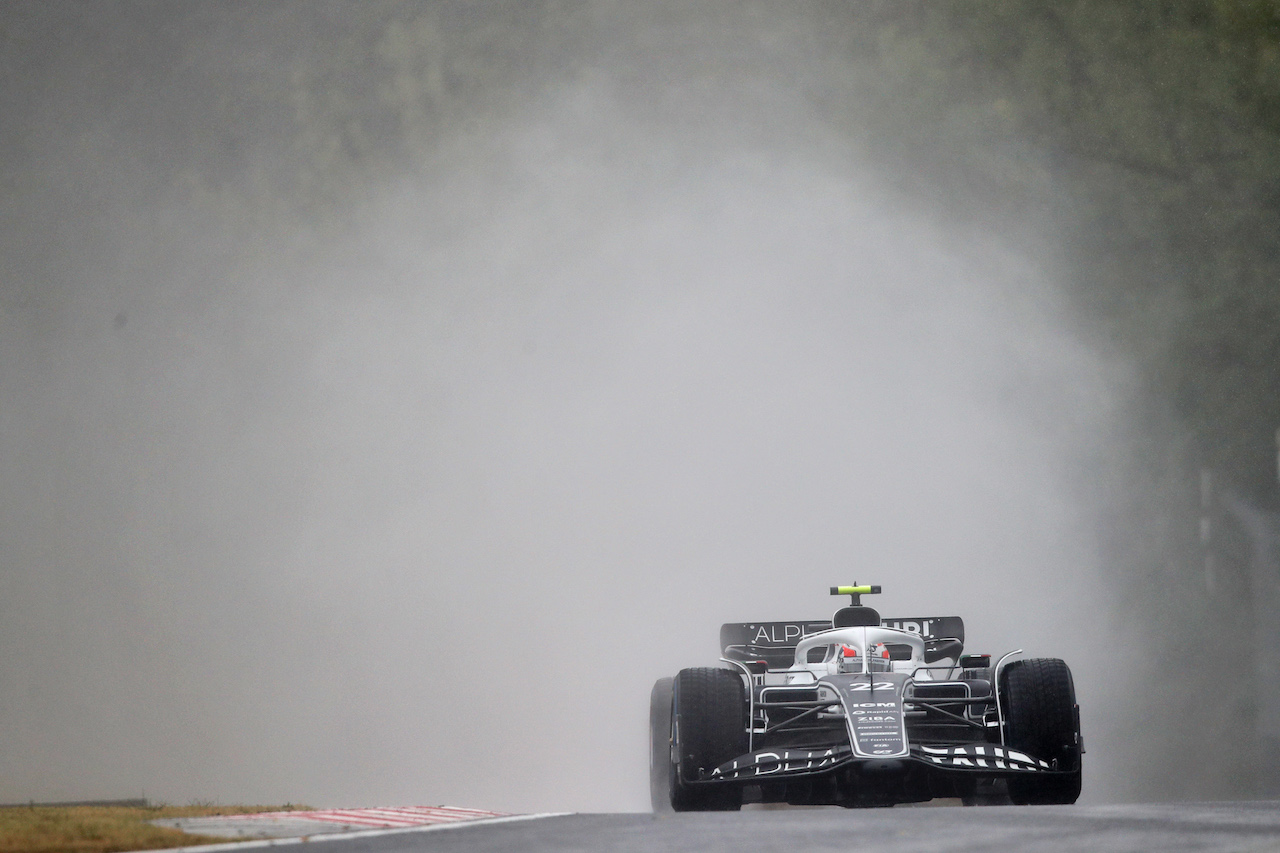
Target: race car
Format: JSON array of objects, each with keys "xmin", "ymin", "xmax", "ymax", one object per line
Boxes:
[{"xmin": 649, "ymin": 585, "xmax": 1082, "ymax": 810}]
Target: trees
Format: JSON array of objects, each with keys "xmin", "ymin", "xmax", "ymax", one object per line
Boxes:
[{"xmin": 851, "ymin": 0, "xmax": 1280, "ymax": 503}]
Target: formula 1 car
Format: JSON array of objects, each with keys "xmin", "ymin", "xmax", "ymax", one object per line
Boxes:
[{"xmin": 649, "ymin": 585, "xmax": 1082, "ymax": 810}]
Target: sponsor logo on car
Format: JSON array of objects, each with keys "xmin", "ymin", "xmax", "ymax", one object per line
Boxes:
[
  {"xmin": 749, "ymin": 623, "xmax": 829, "ymax": 644},
  {"xmin": 881, "ymin": 619, "xmax": 935, "ymax": 636},
  {"xmin": 708, "ymin": 746, "xmax": 852, "ymax": 779}
]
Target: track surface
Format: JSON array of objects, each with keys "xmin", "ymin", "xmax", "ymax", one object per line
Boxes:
[{"xmin": 318, "ymin": 802, "xmax": 1280, "ymax": 853}]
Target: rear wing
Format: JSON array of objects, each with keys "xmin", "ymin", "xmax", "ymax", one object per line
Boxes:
[{"xmin": 720, "ymin": 616, "xmax": 965, "ymax": 668}]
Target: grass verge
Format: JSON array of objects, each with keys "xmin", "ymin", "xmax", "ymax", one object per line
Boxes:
[{"xmin": 0, "ymin": 804, "xmax": 311, "ymax": 853}]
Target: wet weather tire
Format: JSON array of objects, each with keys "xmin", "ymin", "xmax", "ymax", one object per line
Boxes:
[
  {"xmin": 670, "ymin": 667, "xmax": 748, "ymax": 811},
  {"xmin": 649, "ymin": 677, "xmax": 674, "ymax": 813},
  {"xmin": 1000, "ymin": 658, "xmax": 1083, "ymax": 805}
]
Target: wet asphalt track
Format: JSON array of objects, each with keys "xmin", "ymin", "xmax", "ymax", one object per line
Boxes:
[{"xmin": 315, "ymin": 801, "xmax": 1280, "ymax": 853}]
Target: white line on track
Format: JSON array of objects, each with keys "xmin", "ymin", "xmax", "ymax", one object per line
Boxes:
[{"xmin": 129, "ymin": 812, "xmax": 571, "ymax": 853}]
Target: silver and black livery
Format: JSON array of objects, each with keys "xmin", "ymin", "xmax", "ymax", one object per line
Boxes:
[{"xmin": 649, "ymin": 585, "xmax": 1083, "ymax": 810}]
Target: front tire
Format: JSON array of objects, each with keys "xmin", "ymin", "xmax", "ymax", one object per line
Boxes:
[
  {"xmin": 1000, "ymin": 658, "xmax": 1082, "ymax": 805},
  {"xmin": 670, "ymin": 667, "xmax": 747, "ymax": 811}
]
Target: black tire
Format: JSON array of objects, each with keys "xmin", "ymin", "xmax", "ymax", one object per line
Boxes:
[
  {"xmin": 1000, "ymin": 658, "xmax": 1082, "ymax": 805},
  {"xmin": 670, "ymin": 667, "xmax": 748, "ymax": 811},
  {"xmin": 649, "ymin": 677, "xmax": 675, "ymax": 813}
]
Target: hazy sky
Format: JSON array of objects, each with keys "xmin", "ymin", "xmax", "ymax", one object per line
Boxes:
[{"xmin": 0, "ymin": 2, "xmax": 1130, "ymax": 811}]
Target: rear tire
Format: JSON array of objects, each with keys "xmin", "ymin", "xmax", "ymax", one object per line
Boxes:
[
  {"xmin": 1000, "ymin": 658, "xmax": 1082, "ymax": 805},
  {"xmin": 670, "ymin": 667, "xmax": 747, "ymax": 811},
  {"xmin": 649, "ymin": 677, "xmax": 674, "ymax": 813}
]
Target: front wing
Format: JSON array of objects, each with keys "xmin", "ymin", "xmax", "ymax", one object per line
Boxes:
[{"xmin": 703, "ymin": 742, "xmax": 1056, "ymax": 782}]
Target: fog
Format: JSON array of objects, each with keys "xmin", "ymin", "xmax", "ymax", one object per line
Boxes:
[{"xmin": 1, "ymin": 2, "xmax": 1127, "ymax": 811}]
